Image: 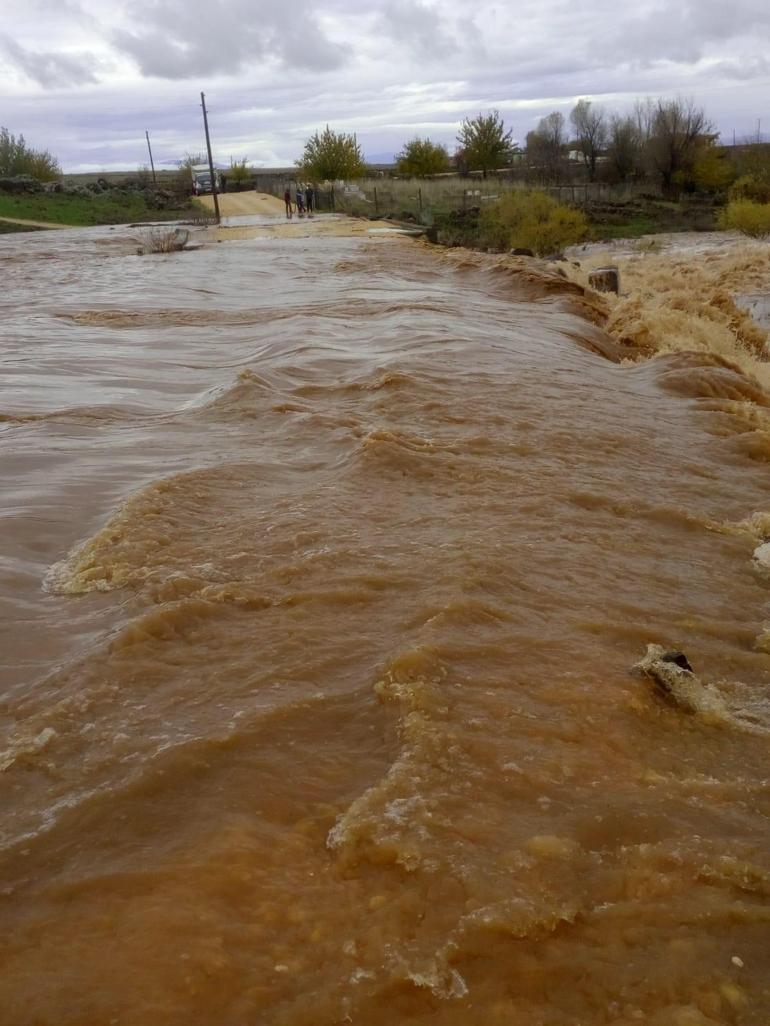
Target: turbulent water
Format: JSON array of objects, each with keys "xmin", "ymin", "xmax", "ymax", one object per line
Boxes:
[{"xmin": 2, "ymin": 223, "xmax": 770, "ymax": 1026}]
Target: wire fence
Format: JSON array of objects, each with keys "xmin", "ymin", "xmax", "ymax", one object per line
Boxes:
[{"xmin": 250, "ymin": 175, "xmax": 662, "ymax": 224}]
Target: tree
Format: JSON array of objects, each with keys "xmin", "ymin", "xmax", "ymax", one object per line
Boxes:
[
  {"xmin": 649, "ymin": 98, "xmax": 712, "ymax": 194},
  {"xmin": 0, "ymin": 127, "xmax": 60, "ymax": 180},
  {"xmin": 569, "ymin": 100, "xmax": 608, "ymax": 181},
  {"xmin": 298, "ymin": 125, "xmax": 365, "ymax": 181},
  {"xmin": 690, "ymin": 142, "xmax": 735, "ymax": 194},
  {"xmin": 456, "ymin": 111, "xmax": 514, "ymax": 177},
  {"xmin": 526, "ymin": 112, "xmax": 566, "ymax": 182},
  {"xmin": 395, "ymin": 137, "xmax": 449, "ymax": 177},
  {"xmin": 607, "ymin": 114, "xmax": 641, "ymax": 181}
]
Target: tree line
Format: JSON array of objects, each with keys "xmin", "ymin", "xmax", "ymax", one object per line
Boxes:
[{"xmin": 299, "ymin": 99, "xmax": 768, "ymax": 198}]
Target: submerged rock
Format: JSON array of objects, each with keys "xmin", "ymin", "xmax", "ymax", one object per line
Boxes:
[
  {"xmin": 753, "ymin": 542, "xmax": 770, "ymax": 574},
  {"xmin": 634, "ymin": 644, "xmax": 728, "ymax": 719},
  {"xmin": 589, "ymin": 266, "xmax": 620, "ymax": 294},
  {"xmin": 635, "ymin": 646, "xmax": 770, "ymax": 735}
]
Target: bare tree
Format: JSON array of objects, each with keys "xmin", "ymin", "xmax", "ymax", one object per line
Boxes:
[
  {"xmin": 569, "ymin": 100, "xmax": 608, "ymax": 181},
  {"xmin": 526, "ymin": 111, "xmax": 566, "ymax": 182},
  {"xmin": 649, "ymin": 98, "xmax": 713, "ymax": 194},
  {"xmin": 607, "ymin": 114, "xmax": 641, "ymax": 182},
  {"xmin": 633, "ymin": 98, "xmax": 656, "ymax": 146}
]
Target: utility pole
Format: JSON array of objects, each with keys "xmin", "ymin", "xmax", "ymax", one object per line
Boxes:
[
  {"xmin": 200, "ymin": 91, "xmax": 221, "ymax": 223},
  {"xmin": 145, "ymin": 130, "xmax": 157, "ymax": 185}
]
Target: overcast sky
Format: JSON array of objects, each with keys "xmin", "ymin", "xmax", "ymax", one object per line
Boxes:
[{"xmin": 1, "ymin": 0, "xmax": 768, "ymax": 172}]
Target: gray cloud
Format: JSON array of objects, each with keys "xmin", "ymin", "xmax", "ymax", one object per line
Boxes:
[
  {"xmin": 378, "ymin": 0, "xmax": 461, "ymax": 60},
  {"xmin": 613, "ymin": 0, "xmax": 770, "ymax": 64},
  {"xmin": 112, "ymin": 0, "xmax": 351, "ymax": 78},
  {"xmin": 0, "ymin": 35, "xmax": 100, "ymax": 87}
]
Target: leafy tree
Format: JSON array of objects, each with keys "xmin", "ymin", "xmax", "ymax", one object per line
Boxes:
[
  {"xmin": 456, "ymin": 110, "xmax": 514, "ymax": 177},
  {"xmin": 526, "ymin": 112, "xmax": 567, "ymax": 182},
  {"xmin": 299, "ymin": 126, "xmax": 365, "ymax": 181},
  {"xmin": 395, "ymin": 137, "xmax": 449, "ymax": 177},
  {"xmin": 0, "ymin": 127, "xmax": 60, "ymax": 180},
  {"xmin": 729, "ymin": 143, "xmax": 770, "ymax": 201},
  {"xmin": 569, "ymin": 100, "xmax": 608, "ymax": 181},
  {"xmin": 649, "ymin": 98, "xmax": 712, "ymax": 194},
  {"xmin": 690, "ymin": 142, "xmax": 735, "ymax": 193}
]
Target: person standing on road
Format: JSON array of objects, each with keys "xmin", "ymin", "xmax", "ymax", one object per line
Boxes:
[
  {"xmin": 295, "ymin": 184, "xmax": 306, "ymax": 217},
  {"xmin": 305, "ymin": 184, "xmax": 315, "ymax": 217},
  {"xmin": 283, "ymin": 187, "xmax": 293, "ymax": 219}
]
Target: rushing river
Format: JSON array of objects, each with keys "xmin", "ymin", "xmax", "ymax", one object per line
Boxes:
[{"xmin": 1, "ymin": 222, "xmax": 769, "ymax": 1026}]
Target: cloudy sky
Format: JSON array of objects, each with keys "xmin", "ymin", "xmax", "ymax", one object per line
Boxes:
[{"xmin": 1, "ymin": 0, "xmax": 768, "ymax": 171}]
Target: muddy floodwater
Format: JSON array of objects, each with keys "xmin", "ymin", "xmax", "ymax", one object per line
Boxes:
[{"xmin": 1, "ymin": 222, "xmax": 769, "ymax": 1026}]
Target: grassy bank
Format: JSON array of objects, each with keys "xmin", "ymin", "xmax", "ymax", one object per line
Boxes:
[
  {"xmin": 0, "ymin": 191, "xmax": 197, "ymax": 227},
  {"xmin": 586, "ymin": 197, "xmax": 718, "ymax": 240},
  {"xmin": 432, "ymin": 194, "xmax": 720, "ymax": 251}
]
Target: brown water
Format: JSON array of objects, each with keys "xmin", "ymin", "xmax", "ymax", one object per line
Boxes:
[{"xmin": 1, "ymin": 224, "xmax": 770, "ymax": 1026}]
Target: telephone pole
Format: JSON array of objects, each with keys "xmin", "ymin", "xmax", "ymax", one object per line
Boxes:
[
  {"xmin": 200, "ymin": 91, "xmax": 221, "ymax": 224},
  {"xmin": 145, "ymin": 130, "xmax": 157, "ymax": 185}
]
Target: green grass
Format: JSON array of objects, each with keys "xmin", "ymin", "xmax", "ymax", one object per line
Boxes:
[
  {"xmin": 588, "ymin": 215, "xmax": 658, "ymax": 240},
  {"xmin": 0, "ymin": 191, "xmax": 194, "ymax": 227}
]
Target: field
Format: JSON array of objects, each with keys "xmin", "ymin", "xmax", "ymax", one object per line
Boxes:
[{"xmin": 0, "ymin": 191, "xmax": 197, "ymax": 227}]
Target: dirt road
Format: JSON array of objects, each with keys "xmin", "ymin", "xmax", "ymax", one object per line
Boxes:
[{"xmin": 195, "ymin": 191, "xmax": 285, "ymax": 217}]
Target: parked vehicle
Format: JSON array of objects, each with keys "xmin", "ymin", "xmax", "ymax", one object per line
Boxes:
[{"xmin": 190, "ymin": 164, "xmax": 221, "ymax": 195}]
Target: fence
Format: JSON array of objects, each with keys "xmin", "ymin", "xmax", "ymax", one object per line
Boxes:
[{"xmin": 248, "ymin": 174, "xmax": 662, "ymax": 223}]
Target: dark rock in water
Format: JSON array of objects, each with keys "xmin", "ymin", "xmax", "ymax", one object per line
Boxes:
[
  {"xmin": 589, "ymin": 266, "xmax": 620, "ymax": 294},
  {"xmin": 659, "ymin": 650, "xmax": 694, "ymax": 673},
  {"xmin": 424, "ymin": 227, "xmax": 438, "ymax": 244},
  {"xmin": 511, "ymin": 247, "xmax": 534, "ymax": 257}
]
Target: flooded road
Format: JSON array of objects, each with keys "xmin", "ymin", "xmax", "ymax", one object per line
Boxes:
[{"xmin": 1, "ymin": 222, "xmax": 769, "ymax": 1025}]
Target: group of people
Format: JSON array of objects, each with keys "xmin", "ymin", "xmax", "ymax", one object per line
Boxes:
[{"xmin": 283, "ymin": 184, "xmax": 315, "ymax": 219}]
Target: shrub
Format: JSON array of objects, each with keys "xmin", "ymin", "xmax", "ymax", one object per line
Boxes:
[
  {"xmin": 228, "ymin": 158, "xmax": 253, "ymax": 188},
  {"xmin": 136, "ymin": 227, "xmax": 189, "ymax": 254},
  {"xmin": 718, "ymin": 200, "xmax": 770, "ymax": 238},
  {"xmin": 0, "ymin": 127, "xmax": 60, "ymax": 181},
  {"xmin": 729, "ymin": 174, "xmax": 770, "ymax": 205},
  {"xmin": 479, "ymin": 189, "xmax": 588, "ymax": 255}
]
